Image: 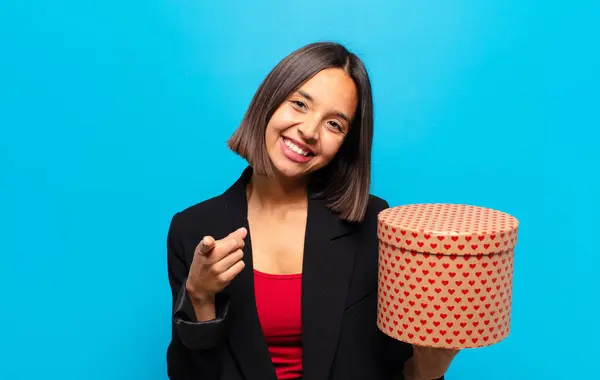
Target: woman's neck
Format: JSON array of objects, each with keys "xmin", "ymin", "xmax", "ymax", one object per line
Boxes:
[{"xmin": 246, "ymin": 172, "xmax": 308, "ymax": 214}]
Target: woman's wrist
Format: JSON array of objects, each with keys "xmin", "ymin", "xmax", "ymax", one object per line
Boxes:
[
  {"xmin": 185, "ymin": 282, "xmax": 216, "ymax": 321},
  {"xmin": 189, "ymin": 293, "xmax": 216, "ymax": 321}
]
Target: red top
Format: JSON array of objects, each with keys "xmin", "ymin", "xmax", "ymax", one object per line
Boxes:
[{"xmin": 254, "ymin": 269, "xmax": 303, "ymax": 380}]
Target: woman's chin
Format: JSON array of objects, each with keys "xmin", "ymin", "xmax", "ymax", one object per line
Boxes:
[{"xmin": 271, "ymin": 157, "xmax": 313, "ymax": 180}]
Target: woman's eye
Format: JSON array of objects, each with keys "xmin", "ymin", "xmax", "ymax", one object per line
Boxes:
[
  {"xmin": 328, "ymin": 121, "xmax": 343, "ymax": 131},
  {"xmin": 290, "ymin": 100, "xmax": 306, "ymax": 109}
]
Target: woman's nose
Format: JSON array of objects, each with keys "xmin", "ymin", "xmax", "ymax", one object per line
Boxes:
[{"xmin": 298, "ymin": 120, "xmax": 320, "ymax": 141}]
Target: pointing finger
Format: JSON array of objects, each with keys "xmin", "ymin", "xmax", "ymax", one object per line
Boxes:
[{"xmin": 196, "ymin": 236, "xmax": 216, "ymax": 256}]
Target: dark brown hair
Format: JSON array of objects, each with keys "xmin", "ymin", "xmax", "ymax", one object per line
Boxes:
[{"xmin": 227, "ymin": 42, "xmax": 374, "ymax": 222}]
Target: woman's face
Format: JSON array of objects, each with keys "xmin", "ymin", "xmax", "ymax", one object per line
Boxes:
[{"xmin": 264, "ymin": 68, "xmax": 358, "ymax": 180}]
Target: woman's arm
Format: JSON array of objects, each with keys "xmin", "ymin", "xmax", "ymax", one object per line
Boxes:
[
  {"xmin": 166, "ymin": 213, "xmax": 228, "ymax": 380},
  {"xmin": 403, "ymin": 345, "xmax": 460, "ymax": 380}
]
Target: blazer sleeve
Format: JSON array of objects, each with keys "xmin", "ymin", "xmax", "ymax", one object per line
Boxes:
[{"xmin": 166, "ymin": 212, "xmax": 229, "ymax": 380}]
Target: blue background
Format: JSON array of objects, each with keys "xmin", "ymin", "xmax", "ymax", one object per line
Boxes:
[{"xmin": 1, "ymin": 1, "xmax": 598, "ymax": 379}]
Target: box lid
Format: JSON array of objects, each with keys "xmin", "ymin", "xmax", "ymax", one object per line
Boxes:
[{"xmin": 377, "ymin": 203, "xmax": 519, "ymax": 255}]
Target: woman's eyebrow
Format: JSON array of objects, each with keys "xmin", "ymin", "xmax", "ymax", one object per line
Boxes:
[
  {"xmin": 297, "ymin": 90, "xmax": 350, "ymax": 122},
  {"xmin": 297, "ymin": 90, "xmax": 313, "ymax": 102}
]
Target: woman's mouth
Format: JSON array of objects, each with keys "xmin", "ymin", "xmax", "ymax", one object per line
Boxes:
[{"xmin": 280, "ymin": 136, "xmax": 315, "ymax": 163}]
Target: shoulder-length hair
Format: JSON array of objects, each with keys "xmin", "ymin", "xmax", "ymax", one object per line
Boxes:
[{"xmin": 227, "ymin": 42, "xmax": 374, "ymax": 223}]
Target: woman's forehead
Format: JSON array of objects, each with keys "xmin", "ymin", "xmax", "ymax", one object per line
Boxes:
[{"xmin": 294, "ymin": 68, "xmax": 358, "ymax": 118}]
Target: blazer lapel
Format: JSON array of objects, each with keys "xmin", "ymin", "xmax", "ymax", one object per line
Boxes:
[
  {"xmin": 218, "ymin": 167, "xmax": 278, "ymax": 380},
  {"xmin": 302, "ymin": 196, "xmax": 359, "ymax": 380},
  {"xmin": 216, "ymin": 166, "xmax": 359, "ymax": 380}
]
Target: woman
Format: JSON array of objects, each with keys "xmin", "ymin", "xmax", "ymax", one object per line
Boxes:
[{"xmin": 166, "ymin": 42, "xmax": 459, "ymax": 380}]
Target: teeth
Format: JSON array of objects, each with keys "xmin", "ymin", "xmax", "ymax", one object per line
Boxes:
[{"xmin": 284, "ymin": 138, "xmax": 310, "ymax": 156}]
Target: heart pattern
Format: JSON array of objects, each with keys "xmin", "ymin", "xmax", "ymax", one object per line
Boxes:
[
  {"xmin": 377, "ymin": 204, "xmax": 519, "ymax": 255},
  {"xmin": 375, "ymin": 204, "xmax": 518, "ymax": 349}
]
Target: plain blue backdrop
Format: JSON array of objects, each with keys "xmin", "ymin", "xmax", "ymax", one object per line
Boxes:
[{"xmin": 1, "ymin": 1, "xmax": 598, "ymax": 379}]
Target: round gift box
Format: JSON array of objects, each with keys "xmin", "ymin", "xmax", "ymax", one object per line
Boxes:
[{"xmin": 376, "ymin": 203, "xmax": 519, "ymax": 349}]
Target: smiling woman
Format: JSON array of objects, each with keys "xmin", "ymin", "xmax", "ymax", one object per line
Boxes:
[
  {"xmin": 264, "ymin": 68, "xmax": 357, "ymax": 177},
  {"xmin": 166, "ymin": 42, "xmax": 452, "ymax": 380},
  {"xmin": 227, "ymin": 42, "xmax": 374, "ymax": 222}
]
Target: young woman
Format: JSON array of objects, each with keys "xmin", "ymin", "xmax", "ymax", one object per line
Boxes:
[{"xmin": 166, "ymin": 42, "xmax": 459, "ymax": 380}]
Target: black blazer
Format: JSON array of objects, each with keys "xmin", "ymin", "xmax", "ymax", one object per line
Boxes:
[{"xmin": 166, "ymin": 166, "xmax": 444, "ymax": 380}]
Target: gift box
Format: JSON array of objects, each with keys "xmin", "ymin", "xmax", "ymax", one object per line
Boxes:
[{"xmin": 376, "ymin": 203, "xmax": 519, "ymax": 349}]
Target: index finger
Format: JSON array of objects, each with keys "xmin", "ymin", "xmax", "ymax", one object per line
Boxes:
[{"xmin": 196, "ymin": 236, "xmax": 216, "ymax": 256}]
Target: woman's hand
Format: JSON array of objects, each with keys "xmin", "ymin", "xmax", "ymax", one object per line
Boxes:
[
  {"xmin": 403, "ymin": 345, "xmax": 460, "ymax": 380},
  {"xmin": 185, "ymin": 227, "xmax": 248, "ymax": 320}
]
